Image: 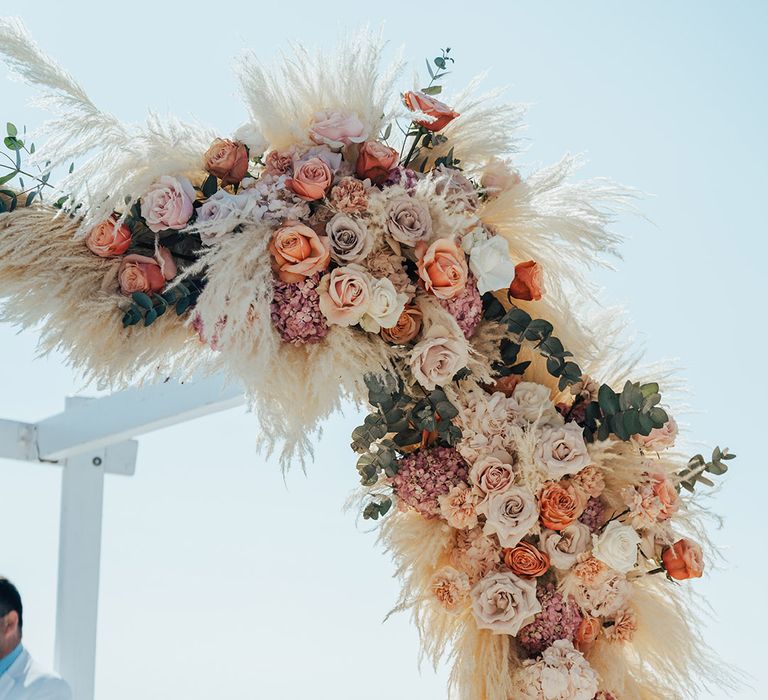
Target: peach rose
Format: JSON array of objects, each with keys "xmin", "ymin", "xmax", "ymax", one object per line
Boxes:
[
  {"xmin": 381, "ymin": 306, "xmax": 423, "ymax": 344},
  {"xmin": 488, "ymin": 374, "xmax": 523, "ymax": 397},
  {"xmin": 539, "ymin": 481, "xmax": 587, "ymax": 531},
  {"xmin": 203, "ymin": 138, "xmax": 250, "ymax": 186},
  {"xmin": 118, "ymin": 247, "xmax": 176, "ymax": 295},
  {"xmin": 356, "ymin": 141, "xmax": 398, "ymax": 183},
  {"xmin": 508, "ymin": 260, "xmax": 543, "ymax": 301},
  {"xmin": 86, "ymin": 217, "xmax": 131, "ymax": 257},
  {"xmin": 651, "ymin": 473, "xmax": 679, "ymax": 520},
  {"xmin": 502, "ymin": 542, "xmax": 550, "ymax": 578},
  {"xmin": 269, "ymin": 221, "xmax": 331, "ymax": 283},
  {"xmin": 404, "ymin": 90, "xmax": 460, "ymax": 132},
  {"xmin": 662, "ymin": 539, "xmax": 704, "ymax": 581},
  {"xmin": 287, "ymin": 157, "xmax": 333, "ymax": 201},
  {"xmin": 575, "ymin": 615, "xmax": 602, "ymax": 652},
  {"xmin": 416, "ymin": 238, "xmax": 468, "ymax": 300},
  {"xmin": 318, "ymin": 264, "xmax": 372, "ymax": 326}
]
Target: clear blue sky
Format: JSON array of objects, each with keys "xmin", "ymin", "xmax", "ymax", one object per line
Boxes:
[{"xmin": 1, "ymin": 2, "xmax": 765, "ymax": 698}]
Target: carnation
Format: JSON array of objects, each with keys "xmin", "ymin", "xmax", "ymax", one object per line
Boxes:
[
  {"xmin": 391, "ymin": 447, "xmax": 469, "ymax": 518},
  {"xmin": 431, "ymin": 566, "xmax": 471, "ymax": 612},
  {"xmin": 270, "ymin": 274, "xmax": 329, "ymax": 345},
  {"xmin": 574, "ymin": 571, "xmax": 633, "ymax": 618},
  {"xmin": 438, "ymin": 482, "xmax": 482, "ymax": 530},
  {"xmin": 518, "ymin": 582, "xmax": 584, "ymax": 656},
  {"xmin": 517, "ymin": 640, "xmax": 599, "ymax": 700},
  {"xmin": 450, "ymin": 527, "xmax": 501, "ymax": 584}
]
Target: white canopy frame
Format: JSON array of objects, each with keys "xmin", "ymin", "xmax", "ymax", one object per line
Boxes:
[{"xmin": 0, "ymin": 375, "xmax": 245, "ymax": 700}]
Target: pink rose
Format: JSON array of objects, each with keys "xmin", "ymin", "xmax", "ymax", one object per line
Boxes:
[
  {"xmin": 634, "ymin": 417, "xmax": 678, "ymax": 451},
  {"xmin": 318, "ymin": 264, "xmax": 372, "ymax": 326},
  {"xmin": 469, "ymin": 454, "xmax": 515, "ymax": 493},
  {"xmin": 355, "ymin": 141, "xmax": 398, "ymax": 183},
  {"xmin": 269, "ymin": 221, "xmax": 331, "ymax": 284},
  {"xmin": 287, "ymin": 158, "xmax": 333, "ymax": 201},
  {"xmin": 416, "ymin": 238, "xmax": 468, "ymax": 300},
  {"xmin": 203, "ymin": 138, "xmax": 250, "ymax": 186},
  {"xmin": 86, "ymin": 217, "xmax": 132, "ymax": 257},
  {"xmin": 309, "ymin": 110, "xmax": 368, "ymax": 148},
  {"xmin": 651, "ymin": 473, "xmax": 679, "ymax": 520},
  {"xmin": 118, "ymin": 247, "xmax": 177, "ymax": 295},
  {"xmin": 140, "ymin": 176, "xmax": 196, "ymax": 233}
]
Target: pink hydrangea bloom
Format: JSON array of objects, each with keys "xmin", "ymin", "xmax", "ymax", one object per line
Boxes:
[
  {"xmin": 518, "ymin": 582, "xmax": 584, "ymax": 657},
  {"xmin": 439, "ymin": 275, "xmax": 483, "ymax": 338},
  {"xmin": 270, "ymin": 274, "xmax": 329, "ymax": 345},
  {"xmin": 578, "ymin": 497, "xmax": 606, "ymax": 534}
]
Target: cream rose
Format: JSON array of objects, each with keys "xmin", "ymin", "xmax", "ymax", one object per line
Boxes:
[
  {"xmin": 318, "ymin": 264, "xmax": 372, "ymax": 327},
  {"xmin": 540, "ymin": 522, "xmax": 592, "ymax": 570},
  {"xmin": 409, "ymin": 327, "xmax": 469, "ymax": 390},
  {"xmin": 512, "ymin": 382, "xmax": 558, "ymax": 424},
  {"xmin": 140, "ymin": 175, "xmax": 196, "ymax": 232},
  {"xmin": 469, "ymin": 453, "xmax": 516, "ymax": 494},
  {"xmin": 470, "ymin": 571, "xmax": 541, "ymax": 636},
  {"xmin": 535, "ymin": 423, "xmax": 592, "ymax": 479},
  {"xmin": 385, "ymin": 196, "xmax": 432, "ymax": 246},
  {"xmin": 462, "ymin": 230, "xmax": 516, "ymax": 296},
  {"xmin": 476, "ymin": 486, "xmax": 538, "ymax": 548},
  {"xmin": 592, "ymin": 521, "xmax": 641, "ymax": 574},
  {"xmin": 359, "ymin": 277, "xmax": 408, "ymax": 333}
]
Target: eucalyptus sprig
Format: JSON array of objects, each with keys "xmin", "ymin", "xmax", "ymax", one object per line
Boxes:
[
  {"xmin": 676, "ymin": 446, "xmax": 736, "ymax": 493},
  {"xmin": 122, "ymin": 278, "xmax": 204, "ymax": 328}
]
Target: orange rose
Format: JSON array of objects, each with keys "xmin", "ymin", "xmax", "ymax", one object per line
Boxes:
[
  {"xmin": 269, "ymin": 222, "xmax": 331, "ymax": 284},
  {"xmin": 662, "ymin": 539, "xmax": 704, "ymax": 581},
  {"xmin": 575, "ymin": 615, "xmax": 602, "ymax": 652},
  {"xmin": 381, "ymin": 306, "xmax": 423, "ymax": 344},
  {"xmin": 487, "ymin": 374, "xmax": 523, "ymax": 397},
  {"xmin": 508, "ymin": 260, "xmax": 543, "ymax": 301},
  {"xmin": 416, "ymin": 238, "xmax": 468, "ymax": 300},
  {"xmin": 287, "ymin": 157, "xmax": 333, "ymax": 201},
  {"xmin": 404, "ymin": 91, "xmax": 459, "ymax": 132},
  {"xmin": 539, "ymin": 481, "xmax": 587, "ymax": 531},
  {"xmin": 502, "ymin": 542, "xmax": 550, "ymax": 578},
  {"xmin": 356, "ymin": 141, "xmax": 398, "ymax": 183},
  {"xmin": 118, "ymin": 247, "xmax": 176, "ymax": 295},
  {"xmin": 86, "ymin": 217, "xmax": 132, "ymax": 257},
  {"xmin": 203, "ymin": 138, "xmax": 250, "ymax": 186}
]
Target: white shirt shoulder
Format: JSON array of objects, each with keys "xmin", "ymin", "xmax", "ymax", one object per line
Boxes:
[{"xmin": 0, "ymin": 649, "xmax": 72, "ymax": 700}]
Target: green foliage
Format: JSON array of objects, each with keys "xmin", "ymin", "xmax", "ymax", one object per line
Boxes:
[
  {"xmin": 363, "ymin": 496, "xmax": 393, "ymax": 521},
  {"xmin": 0, "ymin": 122, "xmax": 57, "ymax": 211},
  {"xmin": 677, "ymin": 447, "xmax": 736, "ymax": 492},
  {"xmin": 581, "ymin": 380, "xmax": 667, "ymax": 442},
  {"xmin": 121, "ymin": 279, "xmax": 204, "ymax": 328}
]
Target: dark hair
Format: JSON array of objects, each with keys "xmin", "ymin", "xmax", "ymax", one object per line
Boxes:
[{"xmin": 0, "ymin": 577, "xmax": 22, "ymax": 631}]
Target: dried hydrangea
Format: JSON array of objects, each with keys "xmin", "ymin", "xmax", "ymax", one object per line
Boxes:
[
  {"xmin": 578, "ymin": 497, "xmax": 606, "ymax": 533},
  {"xmin": 439, "ymin": 274, "xmax": 483, "ymax": 338},
  {"xmin": 518, "ymin": 582, "xmax": 583, "ymax": 657},
  {"xmin": 270, "ymin": 274, "xmax": 328, "ymax": 345},
  {"xmin": 392, "ymin": 446, "xmax": 469, "ymax": 518}
]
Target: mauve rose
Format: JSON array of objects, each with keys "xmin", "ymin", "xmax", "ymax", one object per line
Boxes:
[
  {"xmin": 287, "ymin": 158, "xmax": 333, "ymax": 201},
  {"xmin": 381, "ymin": 306, "xmax": 423, "ymax": 344},
  {"xmin": 309, "ymin": 110, "xmax": 368, "ymax": 148},
  {"xmin": 356, "ymin": 141, "xmax": 398, "ymax": 183},
  {"xmin": 409, "ymin": 328, "xmax": 468, "ymax": 390},
  {"xmin": 118, "ymin": 247, "xmax": 177, "ymax": 295},
  {"xmin": 540, "ymin": 522, "xmax": 592, "ymax": 570},
  {"xmin": 404, "ymin": 91, "xmax": 459, "ymax": 132},
  {"xmin": 662, "ymin": 538, "xmax": 704, "ymax": 580},
  {"xmin": 318, "ymin": 264, "xmax": 372, "ymax": 326},
  {"xmin": 385, "ymin": 196, "xmax": 432, "ymax": 246},
  {"xmin": 416, "ymin": 238, "xmax": 468, "ymax": 300},
  {"xmin": 469, "ymin": 454, "xmax": 515, "ymax": 494},
  {"xmin": 470, "ymin": 571, "xmax": 541, "ymax": 636},
  {"xmin": 326, "ymin": 213, "xmax": 372, "ymax": 263},
  {"xmin": 535, "ymin": 423, "xmax": 592, "ymax": 479},
  {"xmin": 269, "ymin": 221, "xmax": 331, "ymax": 283},
  {"xmin": 203, "ymin": 138, "xmax": 250, "ymax": 186},
  {"xmin": 86, "ymin": 217, "xmax": 131, "ymax": 257},
  {"xmin": 141, "ymin": 176, "xmax": 196, "ymax": 233},
  {"xmin": 477, "ymin": 486, "xmax": 539, "ymax": 548},
  {"xmin": 509, "ymin": 260, "xmax": 543, "ymax": 301}
]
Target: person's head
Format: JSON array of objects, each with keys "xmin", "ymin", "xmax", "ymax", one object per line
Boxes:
[{"xmin": 0, "ymin": 577, "xmax": 22, "ymax": 656}]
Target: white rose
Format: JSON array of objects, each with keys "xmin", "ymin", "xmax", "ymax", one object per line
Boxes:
[
  {"xmin": 540, "ymin": 522, "xmax": 592, "ymax": 570},
  {"xmin": 409, "ymin": 326, "xmax": 469, "ymax": 390},
  {"xmin": 360, "ymin": 277, "xmax": 408, "ymax": 333},
  {"xmin": 512, "ymin": 381, "xmax": 559, "ymax": 424},
  {"xmin": 591, "ymin": 521, "xmax": 641, "ymax": 574},
  {"xmin": 476, "ymin": 486, "xmax": 538, "ymax": 548},
  {"xmin": 535, "ymin": 423, "xmax": 592, "ymax": 478},
  {"xmin": 471, "ymin": 571, "xmax": 541, "ymax": 636},
  {"xmin": 196, "ymin": 189, "xmax": 267, "ymax": 243},
  {"xmin": 462, "ymin": 230, "xmax": 517, "ymax": 296},
  {"xmin": 233, "ymin": 122, "xmax": 267, "ymax": 156}
]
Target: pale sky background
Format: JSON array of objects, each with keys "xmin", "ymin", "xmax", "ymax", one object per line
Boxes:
[{"xmin": 0, "ymin": 2, "xmax": 766, "ymax": 699}]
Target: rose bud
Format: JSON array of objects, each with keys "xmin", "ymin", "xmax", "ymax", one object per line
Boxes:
[
  {"xmin": 403, "ymin": 91, "xmax": 459, "ymax": 132},
  {"xmin": 86, "ymin": 217, "xmax": 132, "ymax": 257},
  {"xmin": 662, "ymin": 539, "xmax": 704, "ymax": 581},
  {"xmin": 508, "ymin": 260, "xmax": 543, "ymax": 301},
  {"xmin": 203, "ymin": 138, "xmax": 250, "ymax": 186},
  {"xmin": 355, "ymin": 141, "xmax": 398, "ymax": 183}
]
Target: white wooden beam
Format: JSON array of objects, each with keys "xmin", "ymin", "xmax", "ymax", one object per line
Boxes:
[
  {"xmin": 35, "ymin": 374, "xmax": 245, "ymax": 461},
  {"xmin": 0, "ymin": 418, "xmax": 36, "ymax": 462}
]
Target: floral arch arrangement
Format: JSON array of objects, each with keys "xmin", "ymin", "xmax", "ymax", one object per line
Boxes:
[{"xmin": 0, "ymin": 19, "xmax": 737, "ymax": 700}]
